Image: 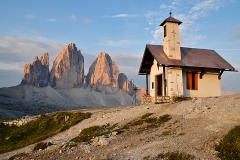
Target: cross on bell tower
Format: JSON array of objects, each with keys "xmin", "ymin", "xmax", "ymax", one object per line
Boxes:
[{"xmin": 160, "ymin": 12, "xmax": 182, "ymax": 60}]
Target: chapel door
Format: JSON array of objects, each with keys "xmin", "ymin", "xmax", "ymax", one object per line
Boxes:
[{"xmin": 157, "ymin": 75, "xmax": 162, "ymax": 96}]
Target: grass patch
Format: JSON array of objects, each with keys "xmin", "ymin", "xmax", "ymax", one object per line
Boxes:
[
  {"xmin": 71, "ymin": 123, "xmax": 117, "ymax": 143},
  {"xmin": 178, "ymin": 132, "xmax": 185, "ymax": 136},
  {"xmin": 0, "ymin": 111, "xmax": 91, "ymax": 154},
  {"xmin": 155, "ymin": 102, "xmax": 164, "ymax": 104},
  {"xmin": 215, "ymin": 125, "xmax": 240, "ymax": 160},
  {"xmin": 8, "ymin": 153, "xmax": 29, "ymax": 160},
  {"xmin": 172, "ymin": 95, "xmax": 186, "ymax": 102},
  {"xmin": 122, "ymin": 113, "xmax": 172, "ymax": 133},
  {"xmin": 156, "ymin": 151, "xmax": 195, "ymax": 160},
  {"xmin": 161, "ymin": 130, "xmax": 172, "ymax": 136},
  {"xmin": 141, "ymin": 113, "xmax": 153, "ymax": 119}
]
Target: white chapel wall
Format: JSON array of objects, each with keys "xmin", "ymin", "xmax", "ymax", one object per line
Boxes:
[
  {"xmin": 167, "ymin": 68, "xmax": 184, "ymax": 97},
  {"xmin": 150, "ymin": 59, "xmax": 163, "ymax": 97},
  {"xmin": 182, "ymin": 70, "xmax": 221, "ymax": 97}
]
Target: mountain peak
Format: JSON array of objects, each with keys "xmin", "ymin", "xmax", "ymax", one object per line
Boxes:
[
  {"xmin": 49, "ymin": 44, "xmax": 84, "ymax": 88},
  {"xmin": 21, "ymin": 53, "xmax": 49, "ymax": 87},
  {"xmin": 87, "ymin": 52, "xmax": 120, "ymax": 89}
]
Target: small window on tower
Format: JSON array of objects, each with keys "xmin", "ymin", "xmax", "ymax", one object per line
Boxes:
[
  {"xmin": 164, "ymin": 25, "xmax": 167, "ymax": 37},
  {"xmin": 152, "ymin": 82, "xmax": 154, "ymax": 89}
]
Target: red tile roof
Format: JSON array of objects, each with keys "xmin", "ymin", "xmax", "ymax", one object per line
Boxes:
[{"xmin": 138, "ymin": 44, "xmax": 235, "ymax": 74}]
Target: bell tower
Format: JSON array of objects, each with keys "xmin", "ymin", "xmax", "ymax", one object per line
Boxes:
[{"xmin": 160, "ymin": 11, "xmax": 182, "ymax": 59}]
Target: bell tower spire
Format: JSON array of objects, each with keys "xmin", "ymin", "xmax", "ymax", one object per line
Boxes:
[{"xmin": 160, "ymin": 12, "xmax": 182, "ymax": 59}]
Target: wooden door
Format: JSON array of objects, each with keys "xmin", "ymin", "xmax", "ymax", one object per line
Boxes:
[{"xmin": 157, "ymin": 75, "xmax": 162, "ymax": 96}]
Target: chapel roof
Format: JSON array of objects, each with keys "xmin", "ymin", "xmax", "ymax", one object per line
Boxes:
[{"xmin": 138, "ymin": 44, "xmax": 235, "ymax": 74}]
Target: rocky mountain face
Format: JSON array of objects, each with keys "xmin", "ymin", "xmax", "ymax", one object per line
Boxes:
[
  {"xmin": 20, "ymin": 43, "xmax": 135, "ymax": 92},
  {"xmin": 87, "ymin": 52, "xmax": 120, "ymax": 91},
  {"xmin": 50, "ymin": 43, "xmax": 84, "ymax": 88},
  {"xmin": 21, "ymin": 53, "xmax": 49, "ymax": 87},
  {"xmin": 20, "ymin": 43, "xmax": 136, "ymax": 92},
  {"xmin": 118, "ymin": 73, "xmax": 135, "ymax": 94}
]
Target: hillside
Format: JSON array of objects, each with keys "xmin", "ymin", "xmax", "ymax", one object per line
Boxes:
[
  {"xmin": 0, "ymin": 85, "xmax": 134, "ymax": 119},
  {"xmin": 0, "ymin": 94, "xmax": 239, "ymax": 160}
]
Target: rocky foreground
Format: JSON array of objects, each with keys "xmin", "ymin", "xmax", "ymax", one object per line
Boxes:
[{"xmin": 1, "ymin": 94, "xmax": 240, "ymax": 160}]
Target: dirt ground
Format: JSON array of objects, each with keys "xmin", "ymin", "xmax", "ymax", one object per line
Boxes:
[{"xmin": 1, "ymin": 94, "xmax": 240, "ymax": 160}]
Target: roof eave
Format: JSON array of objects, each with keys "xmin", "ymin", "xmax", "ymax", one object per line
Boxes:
[
  {"xmin": 166, "ymin": 65, "xmax": 236, "ymax": 71},
  {"xmin": 138, "ymin": 45, "xmax": 149, "ymax": 74}
]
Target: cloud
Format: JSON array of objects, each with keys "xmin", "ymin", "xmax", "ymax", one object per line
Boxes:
[
  {"xmin": 25, "ymin": 14, "xmax": 36, "ymax": 20},
  {"xmin": 221, "ymin": 64, "xmax": 240, "ymax": 93},
  {"xmin": 0, "ymin": 36, "xmax": 65, "ymax": 87},
  {"xmin": 25, "ymin": 29, "xmax": 57, "ymax": 41},
  {"xmin": 82, "ymin": 18, "xmax": 92, "ymax": 24},
  {"xmin": 217, "ymin": 48, "xmax": 240, "ymax": 51},
  {"xmin": 0, "ymin": 62, "xmax": 24, "ymax": 70},
  {"xmin": 145, "ymin": 12, "xmax": 158, "ymax": 19},
  {"xmin": 190, "ymin": 0, "xmax": 236, "ymax": 18},
  {"xmin": 191, "ymin": 0, "xmax": 234, "ymax": 12},
  {"xmin": 152, "ymin": 27, "xmax": 162, "ymax": 40},
  {"xmin": 0, "ymin": 69, "xmax": 23, "ymax": 88},
  {"xmin": 191, "ymin": 0, "xmax": 220, "ymax": 12},
  {"xmin": 0, "ymin": 36, "xmax": 64, "ymax": 68},
  {"xmin": 228, "ymin": 24, "xmax": 240, "ymax": 42},
  {"xmin": 70, "ymin": 15, "xmax": 76, "ymax": 20},
  {"xmin": 160, "ymin": 4, "xmax": 167, "ymax": 9},
  {"xmin": 145, "ymin": 11, "xmax": 158, "ymax": 26},
  {"xmin": 81, "ymin": 51, "xmax": 97, "ymax": 75},
  {"xmin": 103, "ymin": 14, "xmax": 138, "ymax": 18},
  {"xmin": 181, "ymin": 34, "xmax": 206, "ymax": 46},
  {"xmin": 99, "ymin": 37, "xmax": 140, "ymax": 47},
  {"xmin": 48, "ymin": 19, "xmax": 57, "ymax": 22},
  {"xmin": 146, "ymin": 0, "xmax": 236, "ymax": 46}
]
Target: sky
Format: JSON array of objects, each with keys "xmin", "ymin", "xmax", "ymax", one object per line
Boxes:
[{"xmin": 0, "ymin": 0, "xmax": 239, "ymax": 93}]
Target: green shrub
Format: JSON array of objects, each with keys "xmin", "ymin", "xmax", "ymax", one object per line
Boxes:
[
  {"xmin": 156, "ymin": 151, "xmax": 195, "ymax": 160},
  {"xmin": 141, "ymin": 113, "xmax": 153, "ymax": 119},
  {"xmin": 0, "ymin": 111, "xmax": 91, "ymax": 154},
  {"xmin": 8, "ymin": 153, "xmax": 29, "ymax": 160},
  {"xmin": 172, "ymin": 95, "xmax": 186, "ymax": 102},
  {"xmin": 122, "ymin": 114, "xmax": 172, "ymax": 133},
  {"xmin": 72, "ymin": 124, "xmax": 117, "ymax": 143},
  {"xmin": 215, "ymin": 125, "xmax": 240, "ymax": 160},
  {"xmin": 33, "ymin": 142, "xmax": 53, "ymax": 151}
]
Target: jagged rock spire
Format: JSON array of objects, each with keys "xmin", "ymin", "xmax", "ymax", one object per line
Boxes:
[
  {"xmin": 87, "ymin": 52, "xmax": 119, "ymax": 88},
  {"xmin": 49, "ymin": 43, "xmax": 84, "ymax": 88},
  {"xmin": 21, "ymin": 53, "xmax": 50, "ymax": 87}
]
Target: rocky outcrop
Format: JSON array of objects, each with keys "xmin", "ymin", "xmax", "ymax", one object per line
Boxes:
[
  {"xmin": 118, "ymin": 73, "xmax": 135, "ymax": 93},
  {"xmin": 21, "ymin": 53, "xmax": 49, "ymax": 87},
  {"xmin": 87, "ymin": 52, "xmax": 120, "ymax": 89},
  {"xmin": 50, "ymin": 43, "xmax": 84, "ymax": 88},
  {"xmin": 20, "ymin": 44, "xmax": 136, "ymax": 94}
]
